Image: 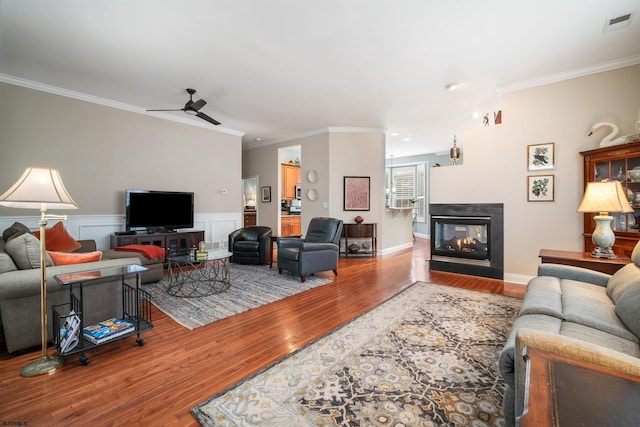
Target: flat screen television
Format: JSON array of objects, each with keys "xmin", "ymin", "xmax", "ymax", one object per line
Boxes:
[{"xmin": 125, "ymin": 189, "xmax": 194, "ymax": 232}]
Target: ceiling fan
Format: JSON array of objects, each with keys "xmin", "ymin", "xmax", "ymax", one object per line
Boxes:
[{"xmin": 147, "ymin": 88, "xmax": 221, "ymax": 125}]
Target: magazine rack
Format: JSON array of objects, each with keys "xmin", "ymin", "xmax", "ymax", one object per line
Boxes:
[{"xmin": 52, "ymin": 264, "xmax": 152, "ymax": 366}]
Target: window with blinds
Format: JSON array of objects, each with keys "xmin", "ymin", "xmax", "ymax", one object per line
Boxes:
[{"xmin": 385, "ymin": 163, "xmax": 426, "ymax": 223}]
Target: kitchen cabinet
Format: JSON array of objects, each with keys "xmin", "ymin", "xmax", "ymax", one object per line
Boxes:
[
  {"xmin": 281, "ymin": 215, "xmax": 301, "ymax": 235},
  {"xmin": 580, "ymin": 141, "xmax": 640, "ymax": 257},
  {"xmin": 281, "ymin": 164, "xmax": 301, "ymax": 200}
]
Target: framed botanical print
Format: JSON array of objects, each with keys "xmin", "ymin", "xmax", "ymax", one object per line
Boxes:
[
  {"xmin": 527, "ymin": 142, "xmax": 555, "ymax": 171},
  {"xmin": 343, "ymin": 176, "xmax": 370, "ymax": 211},
  {"xmin": 527, "ymin": 175, "xmax": 554, "ymax": 202}
]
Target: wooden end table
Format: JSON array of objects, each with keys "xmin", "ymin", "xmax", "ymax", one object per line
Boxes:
[
  {"xmin": 539, "ymin": 249, "xmax": 631, "ymax": 275},
  {"xmin": 518, "ymin": 346, "xmax": 640, "ymax": 426}
]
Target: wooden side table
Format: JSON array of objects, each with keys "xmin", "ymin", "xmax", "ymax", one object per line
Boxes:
[
  {"xmin": 342, "ymin": 223, "xmax": 377, "ymax": 257},
  {"xmin": 518, "ymin": 346, "xmax": 640, "ymax": 427},
  {"xmin": 539, "ymin": 249, "xmax": 631, "ymax": 275}
]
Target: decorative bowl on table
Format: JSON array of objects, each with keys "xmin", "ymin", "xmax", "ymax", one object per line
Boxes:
[{"xmin": 347, "ymin": 244, "xmax": 360, "ymax": 254}]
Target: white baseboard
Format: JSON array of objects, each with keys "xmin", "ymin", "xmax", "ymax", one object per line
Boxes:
[{"xmin": 503, "ymin": 272, "xmax": 532, "ymax": 285}]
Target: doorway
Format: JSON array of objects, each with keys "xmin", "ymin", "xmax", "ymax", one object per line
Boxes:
[
  {"xmin": 242, "ymin": 176, "xmax": 258, "ymax": 227},
  {"xmin": 278, "ymin": 145, "xmax": 301, "ymax": 236}
]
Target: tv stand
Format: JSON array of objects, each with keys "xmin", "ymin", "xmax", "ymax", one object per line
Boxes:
[
  {"xmin": 111, "ymin": 230, "xmax": 205, "ymax": 258},
  {"xmin": 145, "ymin": 228, "xmax": 178, "ymax": 234}
]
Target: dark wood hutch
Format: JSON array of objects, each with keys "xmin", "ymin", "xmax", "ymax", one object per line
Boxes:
[{"xmin": 581, "ymin": 141, "xmax": 640, "ymax": 257}]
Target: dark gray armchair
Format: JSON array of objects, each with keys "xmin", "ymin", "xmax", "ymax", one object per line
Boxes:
[
  {"xmin": 277, "ymin": 217, "xmax": 343, "ymax": 282},
  {"xmin": 228, "ymin": 226, "xmax": 272, "ymax": 265}
]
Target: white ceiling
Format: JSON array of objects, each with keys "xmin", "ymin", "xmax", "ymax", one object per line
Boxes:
[{"xmin": 1, "ymin": 1, "xmax": 639, "ymax": 157}]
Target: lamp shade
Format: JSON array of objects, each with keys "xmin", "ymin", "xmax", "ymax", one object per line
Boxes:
[
  {"xmin": 0, "ymin": 167, "xmax": 78, "ymax": 210},
  {"xmin": 577, "ymin": 180, "xmax": 633, "ymax": 214}
]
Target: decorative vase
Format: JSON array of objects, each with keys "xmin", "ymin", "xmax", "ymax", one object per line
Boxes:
[
  {"xmin": 348, "ymin": 243, "xmax": 360, "ymax": 254},
  {"xmin": 354, "ymin": 215, "xmax": 364, "ymax": 224}
]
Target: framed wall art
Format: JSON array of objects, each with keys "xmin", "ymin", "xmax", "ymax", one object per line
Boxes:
[
  {"xmin": 527, "ymin": 175, "xmax": 554, "ymax": 202},
  {"xmin": 527, "ymin": 142, "xmax": 555, "ymax": 171},
  {"xmin": 343, "ymin": 176, "xmax": 370, "ymax": 211},
  {"xmin": 261, "ymin": 186, "xmax": 271, "ymax": 203}
]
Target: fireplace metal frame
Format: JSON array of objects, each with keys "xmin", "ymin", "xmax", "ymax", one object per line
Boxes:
[{"xmin": 429, "ymin": 203, "xmax": 504, "ymax": 279}]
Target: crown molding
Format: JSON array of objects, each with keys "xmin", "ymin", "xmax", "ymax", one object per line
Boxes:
[
  {"xmin": 243, "ymin": 126, "xmax": 386, "ymax": 150},
  {"xmin": 496, "ymin": 54, "xmax": 640, "ymax": 94},
  {"xmin": 0, "ymin": 74, "xmax": 245, "ymax": 137}
]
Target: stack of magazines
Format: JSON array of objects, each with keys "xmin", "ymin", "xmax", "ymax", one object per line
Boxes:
[
  {"xmin": 59, "ymin": 310, "xmax": 81, "ymax": 353},
  {"xmin": 83, "ymin": 318, "xmax": 134, "ymax": 345}
]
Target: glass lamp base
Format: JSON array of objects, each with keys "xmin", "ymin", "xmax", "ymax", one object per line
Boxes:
[{"xmin": 20, "ymin": 355, "xmax": 65, "ymax": 377}]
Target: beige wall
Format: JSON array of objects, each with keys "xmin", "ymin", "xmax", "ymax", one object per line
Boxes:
[
  {"xmin": 430, "ymin": 65, "xmax": 640, "ymax": 280},
  {"xmin": 243, "ymin": 129, "xmax": 401, "ymax": 249},
  {"xmin": 0, "ymin": 83, "xmax": 243, "ymax": 217}
]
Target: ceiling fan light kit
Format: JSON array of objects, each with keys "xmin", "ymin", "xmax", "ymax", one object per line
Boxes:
[{"xmin": 147, "ymin": 88, "xmax": 220, "ymax": 125}]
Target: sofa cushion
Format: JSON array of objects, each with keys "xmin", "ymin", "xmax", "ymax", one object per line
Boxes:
[
  {"xmin": 607, "ymin": 263, "xmax": 640, "ymax": 303},
  {"xmin": 32, "ymin": 221, "xmax": 81, "ymax": 252},
  {"xmin": 233, "ymin": 241, "xmax": 260, "ymax": 253},
  {"xmin": 48, "ymin": 250, "xmax": 102, "ymax": 265},
  {"xmin": 2, "ymin": 222, "xmax": 32, "ymax": 241},
  {"xmin": 562, "ymin": 294, "xmax": 636, "ymax": 341},
  {"xmin": 0, "ymin": 239, "xmax": 18, "ymax": 274},
  {"xmin": 4, "ymin": 232, "xmax": 53, "ymax": 269},
  {"xmin": 615, "ymin": 285, "xmax": 640, "ymax": 339}
]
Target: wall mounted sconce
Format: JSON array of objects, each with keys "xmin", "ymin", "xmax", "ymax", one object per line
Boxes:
[{"xmin": 450, "ymin": 135, "xmax": 461, "ymax": 165}]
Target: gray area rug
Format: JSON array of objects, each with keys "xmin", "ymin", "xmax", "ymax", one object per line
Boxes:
[
  {"xmin": 192, "ymin": 281, "xmax": 521, "ymax": 426},
  {"xmin": 143, "ymin": 264, "xmax": 332, "ymax": 330}
]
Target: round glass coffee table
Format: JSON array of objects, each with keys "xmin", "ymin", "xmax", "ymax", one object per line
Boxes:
[{"xmin": 166, "ymin": 250, "xmax": 232, "ymax": 297}]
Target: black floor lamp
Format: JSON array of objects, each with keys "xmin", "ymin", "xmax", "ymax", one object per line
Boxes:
[{"xmin": 0, "ymin": 167, "xmax": 78, "ymax": 377}]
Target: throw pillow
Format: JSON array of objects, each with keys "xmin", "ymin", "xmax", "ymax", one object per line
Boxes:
[
  {"xmin": 2, "ymin": 222, "xmax": 32, "ymax": 241},
  {"xmin": 32, "ymin": 221, "xmax": 81, "ymax": 252},
  {"xmin": 4, "ymin": 233, "xmax": 53, "ymax": 269},
  {"xmin": 615, "ymin": 284, "xmax": 640, "ymax": 339},
  {"xmin": 48, "ymin": 250, "xmax": 102, "ymax": 266}
]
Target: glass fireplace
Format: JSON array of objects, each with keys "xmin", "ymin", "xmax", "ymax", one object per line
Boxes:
[{"xmin": 431, "ymin": 216, "xmax": 491, "ymax": 265}]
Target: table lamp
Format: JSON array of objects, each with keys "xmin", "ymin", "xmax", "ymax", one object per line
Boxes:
[
  {"xmin": 577, "ymin": 180, "xmax": 633, "ymax": 259},
  {"xmin": 0, "ymin": 167, "xmax": 78, "ymax": 376}
]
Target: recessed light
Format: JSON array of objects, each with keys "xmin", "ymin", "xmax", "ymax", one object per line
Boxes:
[
  {"xmin": 403, "ymin": 138, "xmax": 411, "ymax": 142},
  {"xmin": 472, "ymin": 112, "xmax": 480, "ymax": 119},
  {"xmin": 254, "ymin": 137, "xmax": 262, "ymax": 141},
  {"xmin": 390, "ymin": 132, "xmax": 400, "ymax": 136},
  {"xmin": 444, "ymin": 83, "xmax": 458, "ymax": 91}
]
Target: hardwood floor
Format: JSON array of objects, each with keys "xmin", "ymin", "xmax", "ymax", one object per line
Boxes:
[{"xmin": 0, "ymin": 238, "xmax": 524, "ymax": 426}]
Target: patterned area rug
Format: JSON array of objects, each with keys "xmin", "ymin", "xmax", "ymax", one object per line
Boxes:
[
  {"xmin": 192, "ymin": 281, "xmax": 521, "ymax": 426},
  {"xmin": 143, "ymin": 264, "xmax": 332, "ymax": 329}
]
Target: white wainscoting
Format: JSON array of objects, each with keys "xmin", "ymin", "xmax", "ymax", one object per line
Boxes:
[{"xmin": 0, "ymin": 213, "xmax": 242, "ymax": 251}]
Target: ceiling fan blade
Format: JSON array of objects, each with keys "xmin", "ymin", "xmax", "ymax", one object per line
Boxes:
[
  {"xmin": 190, "ymin": 99, "xmax": 207, "ymax": 111},
  {"xmin": 147, "ymin": 108, "xmax": 183, "ymax": 112},
  {"xmin": 196, "ymin": 112, "xmax": 221, "ymax": 126}
]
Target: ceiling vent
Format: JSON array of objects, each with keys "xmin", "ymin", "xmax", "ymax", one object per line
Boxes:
[{"xmin": 603, "ymin": 12, "xmax": 634, "ymax": 32}]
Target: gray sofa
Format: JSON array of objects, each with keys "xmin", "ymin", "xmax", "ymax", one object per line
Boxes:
[
  {"xmin": 0, "ymin": 237, "xmax": 163, "ymax": 353},
  {"xmin": 499, "ymin": 243, "xmax": 640, "ymax": 426}
]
